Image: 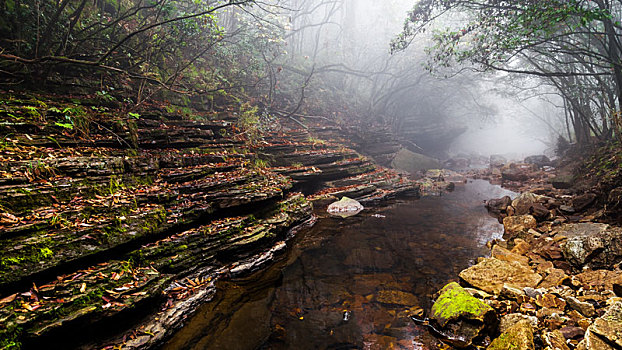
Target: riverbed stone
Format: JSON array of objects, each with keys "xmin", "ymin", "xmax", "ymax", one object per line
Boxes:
[
  {"xmin": 558, "ymin": 223, "xmax": 622, "ymax": 269},
  {"xmin": 543, "ymin": 330, "xmax": 571, "ymax": 350},
  {"xmin": 503, "ymin": 215, "xmax": 537, "ymax": 241},
  {"xmin": 590, "ymin": 301, "xmax": 622, "ymax": 347},
  {"xmin": 487, "ymin": 319, "xmax": 534, "ymax": 350},
  {"xmin": 499, "ymin": 313, "xmax": 538, "ymax": 333},
  {"xmin": 430, "ymin": 282, "xmax": 497, "ymax": 348},
  {"xmin": 375, "ymin": 290, "xmax": 419, "ymax": 306},
  {"xmin": 512, "ymin": 192, "xmax": 542, "ymax": 215},
  {"xmin": 459, "ymin": 258, "xmax": 542, "ymax": 294},
  {"xmin": 567, "ymin": 296, "xmax": 596, "ymax": 317},
  {"xmin": 431, "ymin": 282, "xmax": 495, "ymax": 327},
  {"xmin": 492, "ymin": 245, "xmax": 529, "ymax": 266}
]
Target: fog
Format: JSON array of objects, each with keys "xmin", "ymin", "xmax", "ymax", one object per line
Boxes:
[{"xmin": 251, "ymin": 0, "xmax": 565, "ymax": 160}]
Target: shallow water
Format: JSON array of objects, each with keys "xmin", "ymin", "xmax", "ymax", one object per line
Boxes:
[{"xmin": 163, "ymin": 179, "xmax": 514, "ymax": 350}]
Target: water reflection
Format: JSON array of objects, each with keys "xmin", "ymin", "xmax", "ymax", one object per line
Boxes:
[{"xmin": 163, "ymin": 180, "xmax": 515, "ymax": 350}]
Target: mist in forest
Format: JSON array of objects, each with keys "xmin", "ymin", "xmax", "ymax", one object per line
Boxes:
[{"xmin": 274, "ymin": 0, "xmax": 558, "ymax": 160}]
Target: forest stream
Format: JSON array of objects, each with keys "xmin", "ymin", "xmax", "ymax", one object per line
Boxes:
[{"xmin": 162, "ymin": 180, "xmax": 515, "ymax": 350}]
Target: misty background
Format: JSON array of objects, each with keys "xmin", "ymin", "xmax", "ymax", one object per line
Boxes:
[{"xmin": 231, "ymin": 0, "xmax": 561, "ymax": 160}]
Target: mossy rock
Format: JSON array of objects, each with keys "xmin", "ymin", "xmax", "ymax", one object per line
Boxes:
[{"xmin": 431, "ymin": 282, "xmax": 495, "ymax": 327}]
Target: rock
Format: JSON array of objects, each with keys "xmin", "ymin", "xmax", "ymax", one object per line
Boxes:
[
  {"xmin": 538, "ymin": 267, "xmax": 569, "ymax": 289},
  {"xmin": 499, "ymin": 313, "xmax": 538, "ymax": 333},
  {"xmin": 567, "ymin": 296, "xmax": 596, "ymax": 317},
  {"xmin": 492, "ymin": 245, "xmax": 529, "ymax": 266},
  {"xmin": 551, "ymin": 175, "xmax": 574, "ymax": 189},
  {"xmin": 511, "ymin": 239, "xmax": 531, "ymax": 255},
  {"xmin": 573, "ymin": 193, "xmax": 597, "ymax": 212},
  {"xmin": 487, "ymin": 319, "xmax": 534, "ymax": 350},
  {"xmin": 431, "ymin": 282, "xmax": 496, "ymax": 327},
  {"xmin": 430, "ymin": 282, "xmax": 497, "ymax": 348},
  {"xmin": 560, "ymin": 326, "xmax": 586, "ymax": 339},
  {"xmin": 523, "ymin": 287, "xmax": 544, "ymax": 299},
  {"xmin": 543, "ymin": 330, "xmax": 571, "ymax": 350},
  {"xmin": 559, "ymin": 223, "xmax": 622, "ymax": 269},
  {"xmin": 589, "ymin": 301, "xmax": 622, "ymax": 347},
  {"xmin": 327, "ymin": 196, "xmax": 363, "ymax": 218},
  {"xmin": 502, "ymin": 215, "xmax": 537, "ymax": 241},
  {"xmin": 614, "ymin": 283, "xmax": 622, "ymax": 297},
  {"xmin": 502, "ymin": 167, "xmax": 530, "ymax": 182},
  {"xmin": 458, "ymin": 258, "xmax": 542, "ymax": 294},
  {"xmin": 512, "ymin": 192, "xmax": 542, "ymax": 215},
  {"xmin": 524, "ymin": 155, "xmax": 551, "ymax": 167},
  {"xmin": 530, "ymin": 203, "xmax": 551, "ymax": 221},
  {"xmin": 490, "ymin": 155, "xmax": 507, "ymax": 168},
  {"xmin": 501, "ymin": 284, "xmax": 525, "ymax": 300},
  {"xmin": 485, "ymin": 196, "xmax": 512, "ymax": 215},
  {"xmin": 536, "ymin": 293, "xmax": 567, "ymax": 309},
  {"xmin": 574, "ymin": 270, "xmax": 622, "ymax": 291},
  {"xmin": 580, "ymin": 328, "xmax": 616, "ymax": 350}
]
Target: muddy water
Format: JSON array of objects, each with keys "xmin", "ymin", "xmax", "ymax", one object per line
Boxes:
[{"xmin": 163, "ymin": 179, "xmax": 514, "ymax": 350}]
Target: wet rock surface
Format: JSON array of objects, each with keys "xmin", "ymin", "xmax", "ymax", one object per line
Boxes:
[
  {"xmin": 418, "ymin": 153, "xmax": 622, "ymax": 349},
  {"xmin": 0, "ymin": 96, "xmax": 419, "ymax": 349}
]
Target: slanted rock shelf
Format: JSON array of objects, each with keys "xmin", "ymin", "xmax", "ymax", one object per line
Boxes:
[{"xmin": 0, "ymin": 94, "xmax": 418, "ymax": 349}]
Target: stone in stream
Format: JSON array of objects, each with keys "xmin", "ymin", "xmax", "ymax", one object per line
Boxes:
[
  {"xmin": 458, "ymin": 258, "xmax": 542, "ymax": 294},
  {"xmin": 487, "ymin": 319, "xmax": 535, "ymax": 350},
  {"xmin": 429, "ymin": 282, "xmax": 497, "ymax": 348},
  {"xmin": 327, "ymin": 196, "xmax": 363, "ymax": 218}
]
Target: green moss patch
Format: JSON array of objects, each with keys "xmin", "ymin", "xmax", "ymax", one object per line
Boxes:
[{"xmin": 431, "ymin": 282, "xmax": 494, "ymax": 327}]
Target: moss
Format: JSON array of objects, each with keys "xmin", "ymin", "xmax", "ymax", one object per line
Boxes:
[{"xmin": 431, "ymin": 282, "xmax": 494, "ymax": 327}]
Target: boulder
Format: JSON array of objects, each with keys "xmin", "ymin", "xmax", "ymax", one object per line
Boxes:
[
  {"xmin": 512, "ymin": 192, "xmax": 542, "ymax": 215},
  {"xmin": 487, "ymin": 319, "xmax": 534, "ymax": 350},
  {"xmin": 589, "ymin": 301, "xmax": 622, "ymax": 348},
  {"xmin": 430, "ymin": 282, "xmax": 497, "ymax": 348},
  {"xmin": 485, "ymin": 196, "xmax": 512, "ymax": 215},
  {"xmin": 529, "ymin": 203, "xmax": 551, "ymax": 221},
  {"xmin": 524, "ymin": 155, "xmax": 551, "ymax": 167},
  {"xmin": 501, "ymin": 167, "xmax": 529, "ymax": 182},
  {"xmin": 558, "ymin": 223, "xmax": 622, "ymax": 269},
  {"xmin": 502, "ymin": 215, "xmax": 537, "ymax": 241},
  {"xmin": 459, "ymin": 258, "xmax": 542, "ymax": 294}
]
